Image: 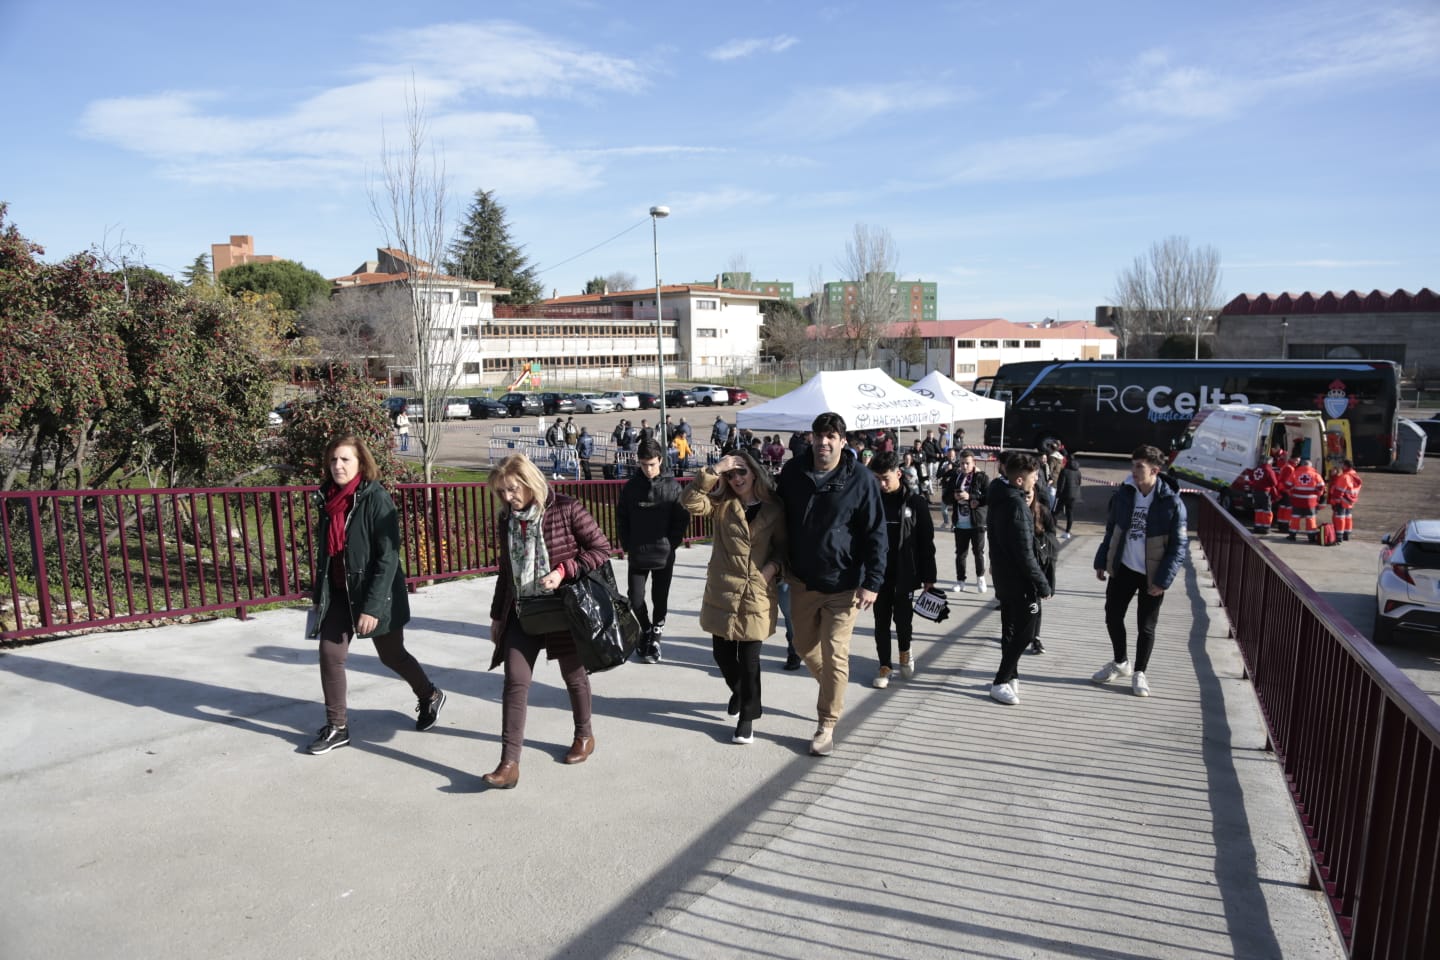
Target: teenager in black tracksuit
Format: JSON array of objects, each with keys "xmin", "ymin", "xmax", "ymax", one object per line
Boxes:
[
  {"xmin": 1025, "ymin": 483, "xmax": 1060, "ymax": 655},
  {"xmin": 866, "ymin": 451, "xmax": 937, "ymax": 688},
  {"xmin": 941, "ymin": 449, "xmax": 989, "ymax": 592},
  {"xmin": 617, "ymin": 439, "xmax": 689, "ymax": 664},
  {"xmin": 986, "ymin": 452, "xmax": 1051, "ymax": 705}
]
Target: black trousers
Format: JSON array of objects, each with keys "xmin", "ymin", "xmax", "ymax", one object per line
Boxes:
[
  {"xmin": 993, "ymin": 595, "xmax": 1040, "ymax": 685},
  {"xmin": 954, "ymin": 526, "xmax": 986, "ymax": 579},
  {"xmin": 627, "ymin": 557, "xmax": 675, "ymax": 633},
  {"xmin": 1104, "ymin": 565, "xmax": 1165, "ymax": 672},
  {"xmin": 872, "ymin": 581, "xmax": 914, "ymax": 668},
  {"xmin": 713, "ymin": 636, "xmax": 763, "ymax": 721}
]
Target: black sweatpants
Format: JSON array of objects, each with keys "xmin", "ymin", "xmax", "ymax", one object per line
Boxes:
[
  {"xmin": 954, "ymin": 526, "xmax": 986, "ymax": 579},
  {"xmin": 627, "ymin": 557, "xmax": 675, "ymax": 633},
  {"xmin": 712, "ymin": 636, "xmax": 763, "ymax": 721},
  {"xmin": 1104, "ymin": 565, "xmax": 1165, "ymax": 672},
  {"xmin": 993, "ymin": 595, "xmax": 1040, "ymax": 686},
  {"xmin": 872, "ymin": 580, "xmax": 914, "ymax": 669}
]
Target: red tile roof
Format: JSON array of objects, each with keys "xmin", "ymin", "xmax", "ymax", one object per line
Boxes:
[{"xmin": 1222, "ymin": 288, "xmax": 1438, "ymax": 315}]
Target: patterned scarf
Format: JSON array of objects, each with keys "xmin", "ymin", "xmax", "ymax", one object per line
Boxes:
[{"xmin": 506, "ymin": 502, "xmax": 551, "ymax": 598}]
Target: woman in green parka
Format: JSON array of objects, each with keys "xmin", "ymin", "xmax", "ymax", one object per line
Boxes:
[
  {"xmin": 681, "ymin": 448, "xmax": 786, "ymax": 745},
  {"xmin": 305, "ymin": 435, "xmax": 444, "ymax": 755}
]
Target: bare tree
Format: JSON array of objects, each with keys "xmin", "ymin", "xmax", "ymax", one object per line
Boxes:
[
  {"xmin": 604, "ymin": 270, "xmax": 638, "ymax": 293},
  {"xmin": 721, "ymin": 253, "xmax": 750, "ymax": 290},
  {"xmin": 1112, "ymin": 236, "xmax": 1223, "ymax": 358},
  {"xmin": 369, "ymin": 86, "xmax": 462, "ymax": 482},
  {"xmin": 835, "ymin": 224, "xmax": 904, "ymax": 368},
  {"xmin": 303, "ymin": 284, "xmax": 416, "ymax": 375}
]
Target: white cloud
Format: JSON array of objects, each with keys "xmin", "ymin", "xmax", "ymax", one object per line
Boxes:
[
  {"xmin": 666, "ymin": 187, "xmax": 778, "ymax": 215},
  {"xmin": 74, "ymin": 21, "xmax": 649, "ymax": 195},
  {"xmin": 769, "ymin": 81, "xmax": 968, "ymax": 138},
  {"xmin": 939, "ymin": 125, "xmax": 1177, "ymax": 184},
  {"xmin": 708, "ymin": 35, "xmax": 799, "ymax": 62},
  {"xmin": 1114, "ymin": 7, "xmax": 1440, "ymax": 120}
]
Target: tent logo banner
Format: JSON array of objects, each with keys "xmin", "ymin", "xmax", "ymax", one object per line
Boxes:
[
  {"xmin": 914, "ymin": 388, "xmax": 936, "ymax": 399},
  {"xmin": 858, "ymin": 383, "xmax": 887, "ymax": 398}
]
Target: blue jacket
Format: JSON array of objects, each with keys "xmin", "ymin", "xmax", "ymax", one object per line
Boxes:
[
  {"xmin": 777, "ymin": 448, "xmax": 887, "ymax": 594},
  {"xmin": 1094, "ymin": 478, "xmax": 1187, "ymax": 589}
]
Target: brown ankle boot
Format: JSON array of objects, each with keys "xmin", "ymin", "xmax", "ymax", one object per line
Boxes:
[
  {"xmin": 564, "ymin": 735, "xmax": 596, "ymax": 764},
  {"xmin": 482, "ymin": 760, "xmax": 519, "ymax": 789}
]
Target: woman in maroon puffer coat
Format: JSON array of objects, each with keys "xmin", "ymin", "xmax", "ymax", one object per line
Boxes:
[{"xmin": 484, "ymin": 454, "xmax": 612, "ymax": 789}]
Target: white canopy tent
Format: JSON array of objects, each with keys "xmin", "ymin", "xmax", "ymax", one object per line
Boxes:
[
  {"xmin": 737, "ymin": 368, "xmax": 953, "ymax": 433},
  {"xmin": 908, "ymin": 370, "xmax": 1007, "ymax": 446}
]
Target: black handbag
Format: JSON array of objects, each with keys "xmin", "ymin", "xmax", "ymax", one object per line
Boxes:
[
  {"xmin": 558, "ymin": 561, "xmax": 642, "ymax": 673},
  {"xmin": 514, "ymin": 593, "xmax": 572, "ymax": 635}
]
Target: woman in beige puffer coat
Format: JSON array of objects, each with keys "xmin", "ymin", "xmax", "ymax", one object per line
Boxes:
[{"xmin": 681, "ymin": 449, "xmax": 787, "ymax": 745}]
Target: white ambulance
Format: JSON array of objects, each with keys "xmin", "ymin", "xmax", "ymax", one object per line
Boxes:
[{"xmin": 1167, "ymin": 403, "xmax": 1336, "ymax": 493}]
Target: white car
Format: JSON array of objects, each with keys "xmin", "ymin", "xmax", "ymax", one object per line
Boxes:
[
  {"xmin": 689, "ymin": 385, "xmax": 730, "ymax": 406},
  {"xmin": 441, "ymin": 397, "xmax": 471, "ymax": 421},
  {"xmin": 1374, "ymin": 519, "xmax": 1440, "ymax": 644},
  {"xmin": 572, "ymin": 391, "xmax": 616, "ymax": 414},
  {"xmin": 602, "ymin": 390, "xmax": 641, "ymax": 411}
]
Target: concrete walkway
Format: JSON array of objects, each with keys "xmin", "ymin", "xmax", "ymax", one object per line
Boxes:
[{"xmin": 0, "ymin": 525, "xmax": 1345, "ymax": 959}]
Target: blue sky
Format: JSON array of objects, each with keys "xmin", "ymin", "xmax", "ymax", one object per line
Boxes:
[{"xmin": 2, "ymin": 0, "xmax": 1436, "ymax": 322}]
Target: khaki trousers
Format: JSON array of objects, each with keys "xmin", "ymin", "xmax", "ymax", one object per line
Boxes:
[{"xmin": 787, "ymin": 578, "xmax": 859, "ymax": 728}]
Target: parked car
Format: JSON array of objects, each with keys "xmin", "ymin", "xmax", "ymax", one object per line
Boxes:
[
  {"xmin": 602, "ymin": 390, "xmax": 641, "ymax": 410},
  {"xmin": 571, "ymin": 391, "xmax": 616, "ymax": 414},
  {"xmin": 689, "ymin": 385, "xmax": 730, "ymax": 406},
  {"xmin": 726, "ymin": 387, "xmax": 750, "ymax": 406},
  {"xmin": 538, "ymin": 392, "xmax": 575, "ymax": 415},
  {"xmin": 499, "ymin": 392, "xmax": 544, "ymax": 417},
  {"xmin": 1414, "ymin": 418, "xmax": 1440, "ymax": 450},
  {"xmin": 635, "ymin": 391, "xmax": 659, "ymax": 410},
  {"xmin": 664, "ymin": 389, "xmax": 696, "ymax": 408},
  {"xmin": 1374, "ymin": 519, "xmax": 1440, "ymax": 644},
  {"xmin": 467, "ymin": 397, "xmax": 511, "ymax": 419},
  {"xmin": 441, "ymin": 397, "xmax": 472, "ymax": 421},
  {"xmin": 404, "ymin": 398, "xmax": 425, "ymax": 421}
]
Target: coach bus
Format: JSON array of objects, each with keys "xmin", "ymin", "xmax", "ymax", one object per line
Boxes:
[{"xmin": 973, "ymin": 359, "xmax": 1400, "ymax": 467}]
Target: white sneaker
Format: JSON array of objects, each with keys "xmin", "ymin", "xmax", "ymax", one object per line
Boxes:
[
  {"xmin": 1133, "ymin": 671, "xmax": 1151, "ymax": 697},
  {"xmin": 976, "ymin": 576, "xmax": 988, "ymax": 593},
  {"xmin": 1061, "ymin": 531, "xmax": 1072, "ymax": 541},
  {"xmin": 1011, "ymin": 677, "xmax": 1020, "ymax": 696},
  {"xmin": 810, "ymin": 726, "xmax": 835, "ymax": 756},
  {"xmin": 872, "ymin": 666, "xmax": 892, "ymax": 689},
  {"xmin": 1091, "ymin": 660, "xmax": 1134, "ymax": 684},
  {"xmin": 951, "ymin": 580, "xmax": 967, "ymax": 593},
  {"xmin": 990, "ymin": 682, "xmax": 1019, "ymax": 705}
]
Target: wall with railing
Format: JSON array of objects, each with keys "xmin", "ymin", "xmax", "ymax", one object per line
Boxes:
[
  {"xmin": 1197, "ymin": 494, "xmax": 1440, "ymax": 958},
  {"xmin": 1, "ymin": 480, "xmax": 712, "ymax": 643}
]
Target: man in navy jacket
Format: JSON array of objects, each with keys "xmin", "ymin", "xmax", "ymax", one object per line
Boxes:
[{"xmin": 777, "ymin": 412, "xmax": 886, "ymax": 757}]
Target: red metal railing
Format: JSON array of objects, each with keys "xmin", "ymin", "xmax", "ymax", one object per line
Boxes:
[
  {"xmin": 1, "ymin": 480, "xmax": 710, "ymax": 643},
  {"xmin": 1198, "ymin": 495, "xmax": 1440, "ymax": 958}
]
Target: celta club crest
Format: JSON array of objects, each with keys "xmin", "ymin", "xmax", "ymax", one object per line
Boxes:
[
  {"xmin": 1318, "ymin": 379, "xmax": 1357, "ymax": 419},
  {"xmin": 858, "ymin": 383, "xmax": 886, "ymax": 398},
  {"xmin": 915, "ymin": 388, "xmax": 935, "ymax": 398},
  {"xmin": 855, "ymin": 412, "xmax": 870, "ymax": 426}
]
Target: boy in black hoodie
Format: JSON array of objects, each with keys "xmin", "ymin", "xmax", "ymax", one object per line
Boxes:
[
  {"xmin": 985, "ymin": 452, "xmax": 1052, "ymax": 705},
  {"xmin": 617, "ymin": 440, "xmax": 690, "ymax": 663}
]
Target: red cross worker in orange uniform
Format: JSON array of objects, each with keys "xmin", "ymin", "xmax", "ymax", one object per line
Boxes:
[
  {"xmin": 1286, "ymin": 457, "xmax": 1325, "ymax": 543},
  {"xmin": 1327, "ymin": 459, "xmax": 1363, "ymax": 543}
]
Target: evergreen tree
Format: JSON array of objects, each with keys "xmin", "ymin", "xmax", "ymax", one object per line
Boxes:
[
  {"xmin": 445, "ymin": 189, "xmax": 541, "ymax": 303},
  {"xmin": 584, "ymin": 275, "xmax": 607, "ymax": 294},
  {"xmin": 182, "ymin": 253, "xmax": 212, "ymax": 286}
]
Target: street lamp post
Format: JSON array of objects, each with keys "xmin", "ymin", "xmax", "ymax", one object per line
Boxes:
[
  {"xmin": 650, "ymin": 205, "xmax": 670, "ymax": 442},
  {"xmin": 1280, "ymin": 317, "xmax": 1289, "ymax": 358}
]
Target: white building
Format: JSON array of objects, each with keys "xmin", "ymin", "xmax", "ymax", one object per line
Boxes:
[
  {"xmin": 331, "ymin": 248, "xmax": 508, "ymax": 390},
  {"xmin": 867, "ymin": 319, "xmax": 1118, "ymax": 388}
]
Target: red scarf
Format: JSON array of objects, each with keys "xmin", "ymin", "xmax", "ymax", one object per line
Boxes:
[{"xmin": 324, "ymin": 474, "xmax": 363, "ymax": 557}]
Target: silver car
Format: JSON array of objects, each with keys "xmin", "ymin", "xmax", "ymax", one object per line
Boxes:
[
  {"xmin": 571, "ymin": 391, "xmax": 616, "ymax": 414},
  {"xmin": 1374, "ymin": 519, "xmax": 1440, "ymax": 643}
]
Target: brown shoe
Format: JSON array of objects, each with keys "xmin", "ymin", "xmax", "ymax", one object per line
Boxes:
[
  {"xmin": 482, "ymin": 760, "xmax": 520, "ymax": 789},
  {"xmin": 564, "ymin": 735, "xmax": 596, "ymax": 764}
]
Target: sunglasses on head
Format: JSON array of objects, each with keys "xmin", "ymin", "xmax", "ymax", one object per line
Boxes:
[{"xmin": 723, "ymin": 468, "xmax": 749, "ymax": 479}]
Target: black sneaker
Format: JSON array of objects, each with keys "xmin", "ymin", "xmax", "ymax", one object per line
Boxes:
[
  {"xmin": 307, "ymin": 724, "xmax": 350, "ymax": 755},
  {"xmin": 416, "ymin": 687, "xmax": 446, "ymax": 731},
  {"xmin": 783, "ymin": 651, "xmax": 803, "ymax": 671},
  {"xmin": 640, "ymin": 641, "xmax": 662, "ymax": 664},
  {"xmin": 1027, "ymin": 639, "xmax": 1045, "ymax": 655},
  {"xmin": 732, "ymin": 719, "xmax": 754, "ymax": 744}
]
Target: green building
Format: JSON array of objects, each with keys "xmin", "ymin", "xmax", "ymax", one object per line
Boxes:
[{"xmin": 824, "ymin": 273, "xmax": 937, "ymax": 323}]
